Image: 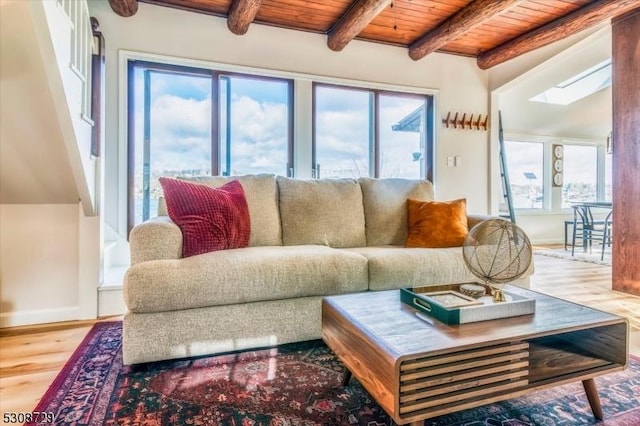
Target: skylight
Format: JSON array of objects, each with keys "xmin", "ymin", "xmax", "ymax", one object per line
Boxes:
[{"xmin": 530, "ymin": 59, "xmax": 611, "ymax": 105}]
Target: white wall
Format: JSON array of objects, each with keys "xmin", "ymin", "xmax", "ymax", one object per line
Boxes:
[
  {"xmin": 0, "ymin": 0, "xmax": 79, "ymax": 204},
  {"xmin": 0, "ymin": 1, "xmax": 101, "ymax": 327},
  {"xmin": 490, "ymin": 29, "xmax": 612, "ymax": 243},
  {"xmin": 88, "ymin": 1, "xmax": 492, "ymax": 236},
  {"xmin": 0, "ymin": 204, "xmax": 79, "ymax": 326}
]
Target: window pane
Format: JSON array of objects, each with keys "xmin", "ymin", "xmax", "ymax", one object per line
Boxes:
[
  {"xmin": 379, "ymin": 95, "xmax": 425, "ymax": 178},
  {"xmin": 220, "ymin": 76, "xmax": 290, "ymax": 176},
  {"xmin": 314, "ymin": 86, "xmax": 372, "ymax": 178},
  {"xmin": 562, "ymin": 145, "xmax": 598, "ymax": 208},
  {"xmin": 504, "ymin": 141, "xmax": 544, "ymax": 209},
  {"xmin": 133, "ymin": 68, "xmax": 212, "ymax": 226}
]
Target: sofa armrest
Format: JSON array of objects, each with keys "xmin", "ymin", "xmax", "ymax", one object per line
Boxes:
[
  {"xmin": 129, "ymin": 216, "xmax": 182, "ymax": 265},
  {"xmin": 467, "ymin": 214, "xmax": 493, "ymax": 229}
]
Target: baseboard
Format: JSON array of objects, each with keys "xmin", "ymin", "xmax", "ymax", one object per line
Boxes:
[
  {"xmin": 0, "ymin": 306, "xmax": 80, "ymax": 328},
  {"xmin": 531, "ymin": 239, "xmax": 564, "ymax": 245},
  {"xmin": 98, "ymin": 286, "xmax": 126, "ymax": 317}
]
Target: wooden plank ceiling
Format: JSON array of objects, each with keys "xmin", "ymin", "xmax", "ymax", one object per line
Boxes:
[{"xmin": 108, "ymin": 0, "xmax": 640, "ymax": 68}]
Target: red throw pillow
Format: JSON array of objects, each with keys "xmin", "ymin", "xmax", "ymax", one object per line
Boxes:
[{"xmin": 159, "ymin": 178, "xmax": 250, "ymax": 257}]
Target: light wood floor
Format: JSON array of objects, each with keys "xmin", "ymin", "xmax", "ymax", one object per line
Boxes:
[{"xmin": 1, "ymin": 254, "xmax": 639, "ymax": 418}]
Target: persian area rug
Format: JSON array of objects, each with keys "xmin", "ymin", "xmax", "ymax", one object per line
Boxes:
[
  {"xmin": 32, "ymin": 322, "xmax": 640, "ymax": 425},
  {"xmin": 534, "ymin": 247, "xmax": 612, "ymax": 266}
]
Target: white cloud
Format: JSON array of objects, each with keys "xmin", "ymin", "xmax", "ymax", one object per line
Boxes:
[{"xmin": 151, "ymin": 95, "xmax": 211, "ymax": 139}]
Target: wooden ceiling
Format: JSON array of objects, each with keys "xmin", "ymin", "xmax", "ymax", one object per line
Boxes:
[{"xmin": 107, "ymin": 0, "xmax": 640, "ymax": 69}]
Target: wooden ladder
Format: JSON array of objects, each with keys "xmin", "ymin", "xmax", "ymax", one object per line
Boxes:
[{"xmin": 498, "ymin": 111, "xmax": 516, "ymax": 224}]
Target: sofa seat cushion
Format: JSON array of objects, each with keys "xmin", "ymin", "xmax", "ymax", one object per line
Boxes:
[
  {"xmin": 124, "ymin": 245, "xmax": 368, "ymax": 313},
  {"xmin": 346, "ymin": 246, "xmax": 480, "ymax": 291}
]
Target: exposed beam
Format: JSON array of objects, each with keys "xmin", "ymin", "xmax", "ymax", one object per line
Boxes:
[
  {"xmin": 107, "ymin": 0, "xmax": 138, "ymax": 17},
  {"xmin": 477, "ymin": 0, "xmax": 640, "ymax": 69},
  {"xmin": 612, "ymin": 9, "xmax": 640, "ymax": 296},
  {"xmin": 227, "ymin": 0, "xmax": 263, "ymax": 35},
  {"xmin": 409, "ymin": 0, "xmax": 521, "ymax": 61},
  {"xmin": 328, "ymin": 0, "xmax": 392, "ymax": 52}
]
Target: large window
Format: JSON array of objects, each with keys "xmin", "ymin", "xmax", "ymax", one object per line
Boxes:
[
  {"xmin": 128, "ymin": 61, "xmax": 293, "ymax": 228},
  {"xmin": 128, "ymin": 60, "xmax": 434, "ymax": 230},
  {"xmin": 313, "ymin": 84, "xmax": 432, "ymax": 179},
  {"xmin": 504, "ymin": 141, "xmax": 544, "ymax": 209},
  {"xmin": 562, "ymin": 144, "xmax": 598, "ymax": 207}
]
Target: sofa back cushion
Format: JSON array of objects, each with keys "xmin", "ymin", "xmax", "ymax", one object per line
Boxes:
[
  {"xmin": 172, "ymin": 174, "xmax": 282, "ymax": 247},
  {"xmin": 359, "ymin": 178, "xmax": 434, "ymax": 246},
  {"xmin": 277, "ymin": 177, "xmax": 366, "ymax": 248}
]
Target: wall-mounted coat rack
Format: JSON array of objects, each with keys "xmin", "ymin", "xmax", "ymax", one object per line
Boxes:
[{"xmin": 442, "ymin": 112, "xmax": 489, "ymax": 131}]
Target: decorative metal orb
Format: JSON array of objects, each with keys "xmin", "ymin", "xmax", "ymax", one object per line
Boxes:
[{"xmin": 462, "ymin": 219, "xmax": 532, "ymax": 289}]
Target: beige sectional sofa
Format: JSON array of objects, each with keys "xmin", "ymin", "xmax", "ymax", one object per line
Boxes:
[{"xmin": 123, "ymin": 175, "xmax": 532, "ymax": 365}]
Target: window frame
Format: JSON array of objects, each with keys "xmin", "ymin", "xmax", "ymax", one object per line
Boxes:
[
  {"xmin": 503, "ymin": 134, "xmax": 609, "ymax": 215},
  {"xmin": 119, "ymin": 51, "xmax": 438, "ymax": 237}
]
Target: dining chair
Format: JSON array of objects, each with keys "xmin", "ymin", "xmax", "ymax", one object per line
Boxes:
[
  {"xmin": 601, "ymin": 209, "xmax": 613, "ymax": 260},
  {"xmin": 571, "ymin": 204, "xmax": 610, "ymax": 257}
]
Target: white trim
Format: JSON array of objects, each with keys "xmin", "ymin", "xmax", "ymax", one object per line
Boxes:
[
  {"xmin": 0, "ymin": 307, "xmax": 79, "ymax": 328},
  {"xmin": 117, "ymin": 51, "xmax": 128, "ymax": 236},
  {"xmin": 78, "ymin": 207, "xmax": 99, "ymax": 320},
  {"xmin": 293, "ymin": 79, "xmax": 313, "ymax": 178},
  {"xmin": 98, "ymin": 286, "xmax": 126, "ymax": 317},
  {"xmin": 532, "ymin": 238, "xmax": 565, "ymax": 245}
]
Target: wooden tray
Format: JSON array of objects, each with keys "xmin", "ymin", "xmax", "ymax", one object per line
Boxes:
[{"xmin": 400, "ymin": 283, "xmax": 535, "ymax": 325}]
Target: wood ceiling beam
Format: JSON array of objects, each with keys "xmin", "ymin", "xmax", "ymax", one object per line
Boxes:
[
  {"xmin": 477, "ymin": 0, "xmax": 640, "ymax": 69},
  {"xmin": 227, "ymin": 0, "xmax": 263, "ymax": 35},
  {"xmin": 328, "ymin": 0, "xmax": 392, "ymax": 52},
  {"xmin": 409, "ymin": 0, "xmax": 521, "ymax": 61},
  {"xmin": 108, "ymin": 0, "xmax": 138, "ymax": 17}
]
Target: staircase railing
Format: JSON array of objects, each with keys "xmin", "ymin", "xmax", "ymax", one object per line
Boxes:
[{"xmin": 57, "ymin": 0, "xmax": 94, "ymax": 126}]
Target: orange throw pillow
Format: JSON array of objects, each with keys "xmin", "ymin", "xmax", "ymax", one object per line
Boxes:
[{"xmin": 405, "ymin": 198, "xmax": 469, "ymax": 248}]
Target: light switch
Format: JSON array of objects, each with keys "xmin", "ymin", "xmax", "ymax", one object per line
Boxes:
[
  {"xmin": 455, "ymin": 156, "xmax": 462, "ymax": 167},
  {"xmin": 447, "ymin": 156, "xmax": 455, "ymax": 167}
]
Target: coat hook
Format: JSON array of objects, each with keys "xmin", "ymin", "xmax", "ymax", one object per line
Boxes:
[
  {"xmin": 442, "ymin": 111, "xmax": 451, "ymax": 128},
  {"xmin": 442, "ymin": 111, "xmax": 488, "ymax": 131},
  {"xmin": 481, "ymin": 115, "xmax": 489, "ymax": 131}
]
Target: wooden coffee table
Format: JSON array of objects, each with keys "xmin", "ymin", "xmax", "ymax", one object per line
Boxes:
[{"xmin": 322, "ymin": 286, "xmax": 628, "ymax": 425}]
